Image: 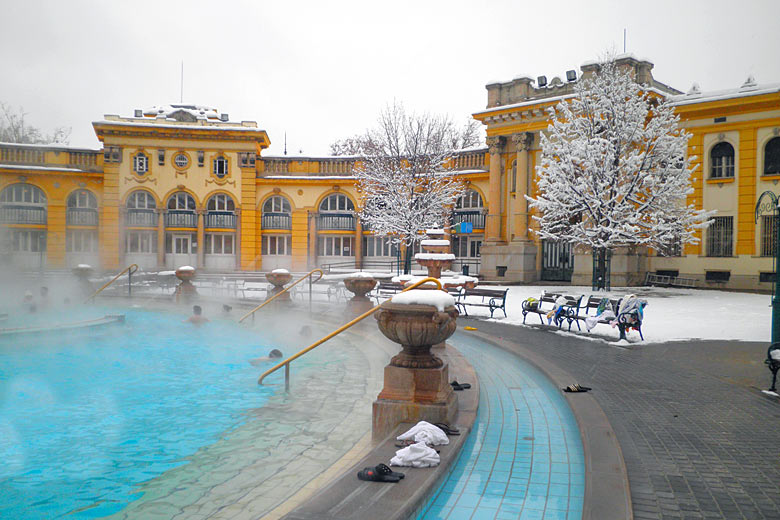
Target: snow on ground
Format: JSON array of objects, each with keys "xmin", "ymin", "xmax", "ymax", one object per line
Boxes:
[{"xmin": 460, "ymin": 285, "xmax": 771, "ymax": 345}]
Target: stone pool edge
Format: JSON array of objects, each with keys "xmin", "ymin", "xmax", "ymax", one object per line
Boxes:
[
  {"xmin": 468, "ymin": 329, "xmax": 633, "ymax": 520},
  {"xmin": 277, "ymin": 342, "xmax": 479, "ymax": 520}
]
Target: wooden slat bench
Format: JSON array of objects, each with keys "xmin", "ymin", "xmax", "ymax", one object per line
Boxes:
[
  {"xmin": 521, "ymin": 292, "xmax": 583, "ymax": 328},
  {"xmin": 456, "ymin": 288, "xmax": 509, "ymax": 318}
]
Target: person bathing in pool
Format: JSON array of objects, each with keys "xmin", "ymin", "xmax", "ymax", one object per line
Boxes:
[
  {"xmin": 184, "ymin": 305, "xmax": 209, "ymax": 325},
  {"xmin": 249, "ymin": 349, "xmax": 283, "ymax": 367}
]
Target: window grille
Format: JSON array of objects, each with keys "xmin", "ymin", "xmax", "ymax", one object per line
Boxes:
[
  {"xmin": 133, "ymin": 153, "xmax": 148, "ymax": 174},
  {"xmin": 761, "ymin": 215, "xmax": 778, "ymax": 257},
  {"xmin": 657, "ymin": 237, "xmax": 682, "ymax": 257},
  {"xmin": 706, "ymin": 216, "xmax": 733, "ymax": 257},
  {"xmin": 710, "ymin": 142, "xmax": 734, "ymax": 178},
  {"xmin": 174, "ymin": 153, "xmax": 189, "ymax": 169}
]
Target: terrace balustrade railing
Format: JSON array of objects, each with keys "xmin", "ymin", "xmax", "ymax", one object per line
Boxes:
[
  {"xmin": 66, "ymin": 208, "xmax": 98, "ymax": 226},
  {"xmin": 452, "ymin": 210, "xmax": 486, "ymax": 230},
  {"xmin": 0, "ymin": 205, "xmax": 46, "ymax": 225},
  {"xmin": 205, "ymin": 211, "xmax": 237, "ymax": 229},
  {"xmin": 165, "ymin": 210, "xmax": 197, "ymax": 228},
  {"xmin": 261, "ymin": 213, "xmax": 292, "ymax": 230},
  {"xmin": 126, "ymin": 209, "xmax": 157, "ymax": 227},
  {"xmin": 318, "ymin": 213, "xmax": 355, "ymax": 231}
]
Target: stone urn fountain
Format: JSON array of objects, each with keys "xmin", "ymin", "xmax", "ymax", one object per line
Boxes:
[
  {"xmin": 343, "ymin": 273, "xmax": 377, "ymax": 312},
  {"xmin": 174, "ymin": 265, "xmax": 198, "ymax": 303},
  {"xmin": 265, "ymin": 269, "xmax": 293, "ymax": 301},
  {"xmin": 72, "ymin": 263, "xmax": 94, "ymax": 295},
  {"xmin": 371, "ymin": 290, "xmax": 459, "ymax": 440}
]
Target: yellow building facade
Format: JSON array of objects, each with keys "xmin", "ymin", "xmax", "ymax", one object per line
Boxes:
[{"xmin": 2, "ymin": 60, "xmax": 779, "ymax": 291}]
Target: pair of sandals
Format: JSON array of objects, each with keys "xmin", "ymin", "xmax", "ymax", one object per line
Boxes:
[
  {"xmin": 357, "ymin": 463, "xmax": 405, "ymax": 483},
  {"xmin": 450, "ymin": 380, "xmax": 471, "ymax": 391},
  {"xmin": 563, "ymin": 383, "xmax": 592, "ymax": 393}
]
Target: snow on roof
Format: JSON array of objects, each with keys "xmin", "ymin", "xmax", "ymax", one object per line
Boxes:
[
  {"xmin": 0, "ymin": 141, "xmax": 99, "ymax": 152},
  {"xmin": 474, "ymin": 92, "xmax": 575, "ymax": 117},
  {"xmin": 581, "ymin": 53, "xmax": 654, "ymax": 68},
  {"xmin": 669, "ymin": 80, "xmax": 780, "ymax": 106},
  {"xmin": 93, "ymin": 119, "xmax": 265, "ymax": 133},
  {"xmin": 142, "ymin": 104, "xmax": 221, "ymax": 121},
  {"xmin": 263, "ymin": 175, "xmax": 357, "ymax": 180},
  {"xmin": 0, "ymin": 163, "xmax": 86, "ymax": 173}
]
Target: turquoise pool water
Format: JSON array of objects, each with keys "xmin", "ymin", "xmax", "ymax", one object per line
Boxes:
[
  {"xmin": 0, "ymin": 307, "xmax": 280, "ymax": 519},
  {"xmin": 417, "ymin": 332, "xmax": 585, "ymax": 520}
]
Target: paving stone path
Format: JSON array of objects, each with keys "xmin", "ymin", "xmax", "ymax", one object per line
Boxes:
[{"xmin": 472, "ymin": 320, "xmax": 780, "ymax": 520}]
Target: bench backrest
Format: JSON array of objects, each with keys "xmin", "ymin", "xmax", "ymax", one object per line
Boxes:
[
  {"xmin": 464, "ymin": 288, "xmax": 507, "ymax": 298},
  {"xmin": 584, "ymin": 295, "xmax": 621, "ymax": 314}
]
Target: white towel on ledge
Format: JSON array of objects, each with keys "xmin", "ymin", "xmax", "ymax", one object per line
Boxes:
[
  {"xmin": 396, "ymin": 421, "xmax": 449, "ymax": 446},
  {"xmin": 390, "ymin": 441, "xmax": 440, "ymax": 468}
]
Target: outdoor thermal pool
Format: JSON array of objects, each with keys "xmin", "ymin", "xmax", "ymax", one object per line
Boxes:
[{"xmin": 0, "ymin": 304, "xmax": 390, "ymax": 520}]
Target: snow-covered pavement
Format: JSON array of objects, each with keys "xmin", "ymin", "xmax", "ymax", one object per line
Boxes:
[{"xmin": 460, "ymin": 285, "xmax": 771, "ymax": 345}]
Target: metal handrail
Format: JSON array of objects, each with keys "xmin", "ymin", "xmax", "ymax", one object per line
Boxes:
[
  {"xmin": 238, "ymin": 268, "xmax": 325, "ymax": 323},
  {"xmin": 257, "ymin": 276, "xmax": 444, "ymax": 389},
  {"xmin": 84, "ymin": 264, "xmax": 139, "ymax": 303}
]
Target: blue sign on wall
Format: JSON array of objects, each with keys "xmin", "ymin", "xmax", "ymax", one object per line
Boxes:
[{"xmin": 460, "ymin": 222, "xmax": 473, "ymax": 234}]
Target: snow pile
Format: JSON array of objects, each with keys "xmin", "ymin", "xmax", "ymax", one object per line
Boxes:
[
  {"xmin": 421, "ymin": 239, "xmax": 450, "ymax": 246},
  {"xmin": 466, "ymin": 284, "xmax": 771, "ymax": 344},
  {"xmin": 76, "ymin": 264, "xmax": 92, "ymax": 269},
  {"xmin": 425, "ymin": 229, "xmax": 446, "ymax": 236},
  {"xmin": 271, "ymin": 268, "xmax": 290, "ymax": 274},
  {"xmin": 345, "ymin": 271, "xmax": 375, "ymax": 279},
  {"xmin": 415, "ymin": 253, "xmax": 456, "ymax": 261},
  {"xmin": 177, "ymin": 266, "xmax": 195, "ymax": 272},
  {"xmin": 391, "ymin": 290, "xmax": 455, "ymax": 311},
  {"xmin": 142, "ymin": 104, "xmax": 221, "ymax": 121}
]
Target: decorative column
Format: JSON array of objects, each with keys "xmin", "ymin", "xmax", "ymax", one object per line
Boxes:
[
  {"xmin": 354, "ymin": 217, "xmax": 363, "ymax": 269},
  {"xmin": 485, "ymin": 136, "xmax": 504, "ymax": 243},
  {"xmin": 308, "ymin": 211, "xmax": 318, "ymax": 270},
  {"xmin": 511, "ymin": 132, "xmax": 533, "ymax": 241},
  {"xmin": 156, "ymin": 208, "xmax": 165, "ymax": 268},
  {"xmin": 196, "ymin": 209, "xmax": 206, "ymax": 268},
  {"xmin": 235, "ymin": 207, "xmax": 242, "ymax": 271},
  {"xmin": 118, "ymin": 206, "xmax": 127, "ymax": 265}
]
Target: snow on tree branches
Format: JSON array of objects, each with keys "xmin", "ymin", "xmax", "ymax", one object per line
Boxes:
[
  {"xmin": 354, "ymin": 103, "xmax": 467, "ymax": 271},
  {"xmin": 527, "ymin": 59, "xmax": 712, "ymax": 253}
]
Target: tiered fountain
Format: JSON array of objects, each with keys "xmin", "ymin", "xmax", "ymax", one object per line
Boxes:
[
  {"xmin": 265, "ymin": 268, "xmax": 293, "ymax": 301},
  {"xmin": 174, "ymin": 266, "xmax": 198, "ymax": 303},
  {"xmin": 414, "ymin": 228, "xmax": 455, "ymax": 280}
]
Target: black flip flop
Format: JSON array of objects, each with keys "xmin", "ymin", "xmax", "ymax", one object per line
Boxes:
[
  {"xmin": 450, "ymin": 380, "xmax": 471, "ymax": 391},
  {"xmin": 357, "ymin": 466, "xmax": 401, "ymax": 482},
  {"xmin": 376, "ymin": 463, "xmax": 405, "ymax": 480},
  {"xmin": 434, "ymin": 422, "xmax": 460, "ymax": 435},
  {"xmin": 563, "ymin": 384, "xmax": 591, "ymax": 393}
]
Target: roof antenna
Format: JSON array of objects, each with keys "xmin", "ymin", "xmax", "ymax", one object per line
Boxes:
[
  {"xmin": 623, "ymin": 28, "xmax": 626, "ymax": 53},
  {"xmin": 284, "ymin": 132, "xmax": 288, "ymax": 155},
  {"xmin": 180, "ymin": 61, "xmax": 184, "ymax": 103}
]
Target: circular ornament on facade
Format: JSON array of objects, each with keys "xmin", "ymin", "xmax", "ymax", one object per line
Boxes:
[
  {"xmin": 297, "ymin": 189, "xmax": 303, "ymax": 196},
  {"xmin": 174, "ymin": 152, "xmax": 190, "ymax": 169}
]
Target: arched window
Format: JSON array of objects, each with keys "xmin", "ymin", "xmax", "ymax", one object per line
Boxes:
[
  {"xmin": 456, "ymin": 189, "xmax": 483, "ymax": 210},
  {"xmin": 319, "ymin": 193, "xmax": 354, "ymax": 212},
  {"xmin": 765, "ymin": 137, "xmax": 780, "ymax": 176},
  {"xmin": 0, "ymin": 183, "xmax": 46, "ymax": 205},
  {"xmin": 710, "ymin": 142, "xmax": 735, "ymax": 179},
  {"xmin": 167, "ymin": 192, "xmax": 196, "ymax": 211},
  {"xmin": 206, "ymin": 193, "xmax": 236, "ymax": 229},
  {"xmin": 126, "ymin": 190, "xmax": 156, "ymax": 210},
  {"xmin": 67, "ymin": 189, "xmax": 97, "ymax": 209},
  {"xmin": 318, "ymin": 193, "xmax": 355, "ymax": 231},
  {"xmin": 66, "ymin": 190, "xmax": 98, "ymax": 226},
  {"xmin": 0, "ymin": 184, "xmax": 47, "ymax": 225},
  {"xmin": 207, "ymin": 193, "xmax": 235, "ymax": 212},
  {"xmin": 125, "ymin": 190, "xmax": 157, "ymax": 227},
  {"xmin": 262, "ymin": 195, "xmax": 292, "ymax": 230}
]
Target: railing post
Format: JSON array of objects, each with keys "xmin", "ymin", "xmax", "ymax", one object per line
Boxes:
[
  {"xmin": 285, "ymin": 363, "xmax": 290, "ymax": 392},
  {"xmin": 128, "ymin": 268, "xmax": 133, "ymax": 297}
]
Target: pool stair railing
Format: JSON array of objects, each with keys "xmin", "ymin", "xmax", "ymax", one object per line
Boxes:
[
  {"xmin": 84, "ymin": 264, "xmax": 139, "ymax": 303},
  {"xmin": 0, "ymin": 314, "xmax": 125, "ymax": 336},
  {"xmin": 238, "ymin": 268, "xmax": 325, "ymax": 323},
  {"xmin": 257, "ymin": 276, "xmax": 444, "ymax": 390}
]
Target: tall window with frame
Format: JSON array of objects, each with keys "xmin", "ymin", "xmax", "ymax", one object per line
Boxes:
[
  {"xmin": 761, "ymin": 215, "xmax": 778, "ymax": 257},
  {"xmin": 125, "ymin": 231, "xmax": 157, "ymax": 254},
  {"xmin": 205, "ymin": 233, "xmax": 234, "ymax": 255},
  {"xmin": 133, "ymin": 153, "xmax": 148, "ymax": 175},
  {"xmin": 66, "ymin": 230, "xmax": 98, "ymax": 252},
  {"xmin": 362, "ymin": 236, "xmax": 397, "ymax": 257},
  {"xmin": 317, "ymin": 236, "xmax": 354, "ymax": 257},
  {"xmin": 262, "ymin": 235, "xmax": 291, "ymax": 255},
  {"xmin": 765, "ymin": 137, "xmax": 780, "ymax": 176},
  {"xmin": 706, "ymin": 216, "xmax": 734, "ymax": 257},
  {"xmin": 710, "ymin": 142, "xmax": 735, "ymax": 179},
  {"xmin": 213, "ymin": 156, "xmax": 229, "ymax": 178}
]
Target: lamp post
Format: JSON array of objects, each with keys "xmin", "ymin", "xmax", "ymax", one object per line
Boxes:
[{"xmin": 755, "ymin": 191, "xmax": 780, "ymax": 344}]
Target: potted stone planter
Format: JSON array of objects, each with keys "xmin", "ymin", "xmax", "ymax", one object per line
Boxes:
[
  {"xmin": 266, "ymin": 269, "xmax": 293, "ymax": 301},
  {"xmin": 344, "ymin": 274, "xmax": 377, "ymax": 303},
  {"xmin": 174, "ymin": 265, "xmax": 198, "ymax": 302}
]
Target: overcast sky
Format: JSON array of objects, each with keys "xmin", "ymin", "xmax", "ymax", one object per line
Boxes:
[{"xmin": 1, "ymin": 0, "xmax": 778, "ymax": 155}]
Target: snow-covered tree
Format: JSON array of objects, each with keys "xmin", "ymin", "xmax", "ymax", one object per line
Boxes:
[
  {"xmin": 0, "ymin": 102, "xmax": 71, "ymax": 144},
  {"xmin": 355, "ymin": 103, "xmax": 467, "ymax": 273},
  {"xmin": 527, "ymin": 57, "xmax": 712, "ymax": 288}
]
